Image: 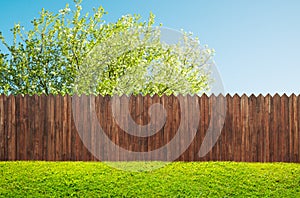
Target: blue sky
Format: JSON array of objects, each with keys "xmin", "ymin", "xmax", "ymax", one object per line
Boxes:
[{"xmin": 1, "ymin": 0, "xmax": 300, "ymax": 95}]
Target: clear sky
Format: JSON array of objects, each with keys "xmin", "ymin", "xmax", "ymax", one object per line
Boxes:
[{"xmin": 1, "ymin": 0, "xmax": 300, "ymax": 95}]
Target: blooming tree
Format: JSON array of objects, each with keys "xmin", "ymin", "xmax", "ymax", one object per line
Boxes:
[{"xmin": 0, "ymin": 0, "xmax": 214, "ymax": 96}]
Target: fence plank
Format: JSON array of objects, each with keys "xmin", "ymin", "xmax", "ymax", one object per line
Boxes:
[
  {"xmin": 3, "ymin": 95, "xmax": 8, "ymax": 160},
  {"xmin": 281, "ymin": 94, "xmax": 289, "ymax": 161},
  {"xmin": 232, "ymin": 94, "xmax": 240, "ymax": 161},
  {"xmin": 203, "ymin": 94, "xmax": 210, "ymax": 161},
  {"xmin": 0, "ymin": 95, "xmax": 4, "ymax": 160},
  {"xmin": 240, "ymin": 94, "xmax": 247, "ymax": 161},
  {"xmin": 7, "ymin": 95, "xmax": 16, "ymax": 160},
  {"xmin": 19, "ymin": 96, "xmax": 25, "ymax": 160},
  {"xmin": 48, "ymin": 95, "xmax": 55, "ymax": 161},
  {"xmin": 296, "ymin": 95, "xmax": 300, "ymax": 162},
  {"xmin": 263, "ymin": 94, "xmax": 271, "ymax": 162},
  {"xmin": 15, "ymin": 95, "xmax": 21, "ymax": 160},
  {"xmin": 269, "ymin": 96, "xmax": 277, "ymax": 162},
  {"xmin": 274, "ymin": 94, "xmax": 281, "ymax": 162}
]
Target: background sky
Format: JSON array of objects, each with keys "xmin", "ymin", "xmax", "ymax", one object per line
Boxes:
[{"xmin": 1, "ymin": 0, "xmax": 300, "ymax": 95}]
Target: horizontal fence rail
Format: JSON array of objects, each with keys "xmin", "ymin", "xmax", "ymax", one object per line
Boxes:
[{"xmin": 0, "ymin": 94, "xmax": 299, "ymax": 162}]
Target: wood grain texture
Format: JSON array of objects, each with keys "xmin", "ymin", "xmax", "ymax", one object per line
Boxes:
[{"xmin": 0, "ymin": 94, "xmax": 299, "ymax": 162}]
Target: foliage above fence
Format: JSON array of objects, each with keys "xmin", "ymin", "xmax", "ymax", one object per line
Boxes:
[
  {"xmin": 0, "ymin": 0, "xmax": 213, "ymax": 96},
  {"xmin": 0, "ymin": 94, "xmax": 299, "ymax": 162}
]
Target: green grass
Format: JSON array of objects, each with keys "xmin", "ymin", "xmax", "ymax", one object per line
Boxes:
[{"xmin": 0, "ymin": 161, "xmax": 299, "ymax": 197}]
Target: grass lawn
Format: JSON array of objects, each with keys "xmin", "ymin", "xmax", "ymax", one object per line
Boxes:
[{"xmin": 0, "ymin": 161, "xmax": 299, "ymax": 197}]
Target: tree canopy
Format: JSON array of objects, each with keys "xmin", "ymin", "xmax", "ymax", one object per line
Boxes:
[{"xmin": 0, "ymin": 0, "xmax": 215, "ymax": 96}]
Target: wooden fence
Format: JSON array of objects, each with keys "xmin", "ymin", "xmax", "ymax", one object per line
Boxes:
[{"xmin": 0, "ymin": 94, "xmax": 299, "ymax": 162}]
